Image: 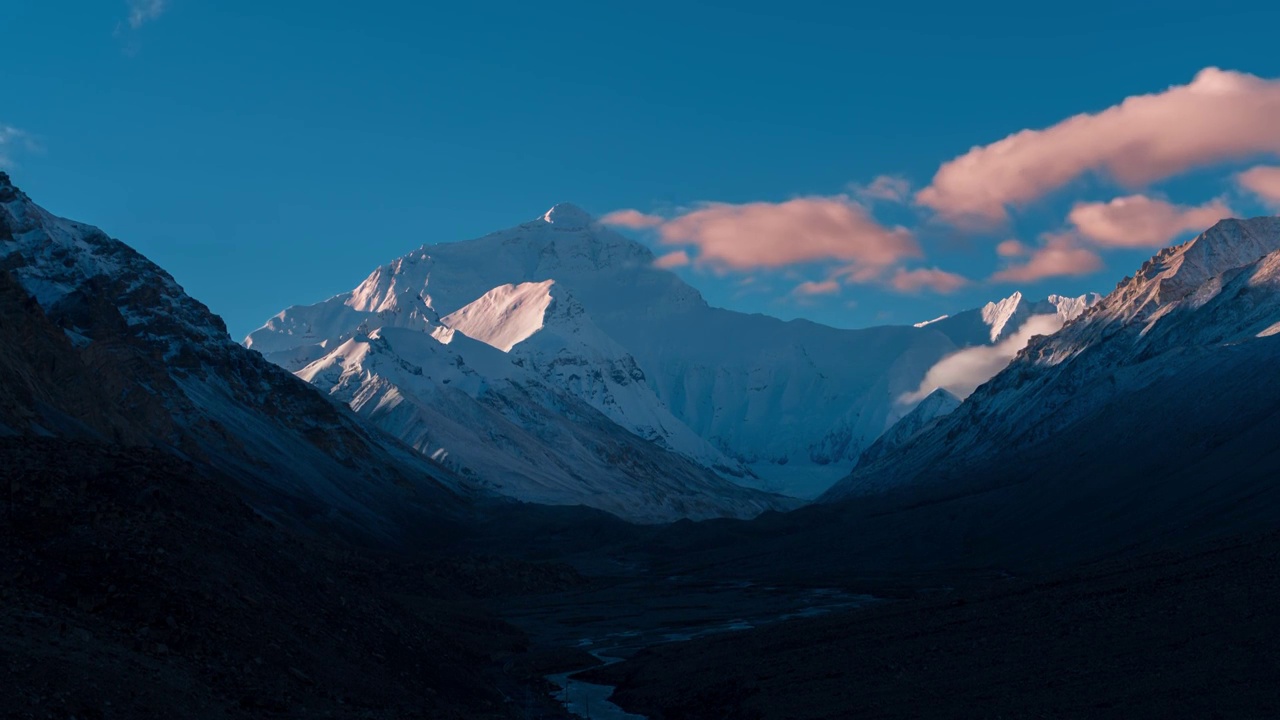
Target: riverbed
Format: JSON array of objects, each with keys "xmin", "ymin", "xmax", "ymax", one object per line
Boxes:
[{"xmin": 494, "ymin": 575, "xmax": 879, "ymax": 719}]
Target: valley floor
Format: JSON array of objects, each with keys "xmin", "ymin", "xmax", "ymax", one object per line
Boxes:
[
  {"xmin": 8, "ymin": 436, "xmax": 1280, "ymax": 719},
  {"xmin": 579, "ymin": 529, "xmax": 1280, "ymax": 719}
]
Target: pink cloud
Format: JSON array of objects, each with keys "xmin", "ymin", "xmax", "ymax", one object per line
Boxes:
[
  {"xmin": 792, "ymin": 279, "xmax": 841, "ymax": 296},
  {"xmin": 889, "ymin": 267, "xmax": 970, "ymax": 294},
  {"xmin": 600, "ymin": 208, "xmax": 665, "ymax": 229},
  {"xmin": 917, "ymin": 68, "xmax": 1280, "ymax": 225},
  {"xmin": 1238, "ymin": 166, "xmax": 1280, "ymax": 206},
  {"xmin": 853, "ymin": 175, "xmax": 912, "ymax": 203},
  {"xmin": 996, "ymin": 239, "xmax": 1029, "ymax": 257},
  {"xmin": 1068, "ymin": 195, "xmax": 1233, "ymax": 248},
  {"xmin": 990, "ymin": 234, "xmax": 1103, "ymax": 283},
  {"xmin": 657, "ymin": 196, "xmax": 919, "ymax": 272},
  {"xmin": 653, "ymin": 250, "xmax": 691, "ymax": 269}
]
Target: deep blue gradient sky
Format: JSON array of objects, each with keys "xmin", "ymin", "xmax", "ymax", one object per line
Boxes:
[{"xmin": 5, "ymin": 1, "xmax": 1280, "ymax": 339}]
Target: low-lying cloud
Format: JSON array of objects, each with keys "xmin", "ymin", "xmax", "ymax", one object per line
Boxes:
[{"xmin": 901, "ymin": 314, "xmax": 1065, "ymax": 404}]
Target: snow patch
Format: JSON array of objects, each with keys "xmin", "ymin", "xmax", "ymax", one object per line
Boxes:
[{"xmin": 440, "ymin": 280, "xmax": 555, "ymax": 352}]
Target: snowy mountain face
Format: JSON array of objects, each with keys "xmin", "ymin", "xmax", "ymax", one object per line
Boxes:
[
  {"xmin": 0, "ymin": 173, "xmax": 462, "ymax": 535},
  {"xmin": 249, "ymin": 203, "xmax": 1092, "ymax": 506},
  {"xmin": 858, "ymin": 388, "xmax": 961, "ymax": 466},
  {"xmin": 824, "ymin": 216, "xmax": 1280, "ymax": 504}
]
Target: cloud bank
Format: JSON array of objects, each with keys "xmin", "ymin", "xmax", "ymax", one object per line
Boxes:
[
  {"xmin": 1068, "ymin": 195, "xmax": 1233, "ymax": 248},
  {"xmin": 604, "ymin": 196, "xmax": 919, "ymax": 273},
  {"xmin": 917, "ymin": 68, "xmax": 1280, "ymax": 225},
  {"xmin": 602, "ymin": 67, "xmax": 1280, "ymax": 305}
]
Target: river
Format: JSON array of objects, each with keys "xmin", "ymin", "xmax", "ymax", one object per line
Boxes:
[{"xmin": 513, "ymin": 581, "xmax": 879, "ymax": 719}]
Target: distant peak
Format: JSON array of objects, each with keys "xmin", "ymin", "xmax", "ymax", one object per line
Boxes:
[
  {"xmin": 923, "ymin": 387, "xmax": 962, "ymax": 405},
  {"xmin": 541, "ymin": 203, "xmax": 593, "ymax": 229}
]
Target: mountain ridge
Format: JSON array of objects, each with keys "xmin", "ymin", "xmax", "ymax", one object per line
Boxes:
[
  {"xmin": 823, "ymin": 214, "xmax": 1280, "ymax": 503},
  {"xmin": 0, "ymin": 172, "xmax": 467, "ymax": 539}
]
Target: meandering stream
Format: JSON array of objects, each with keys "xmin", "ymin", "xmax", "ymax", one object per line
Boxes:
[{"xmin": 525, "ymin": 583, "xmax": 879, "ymax": 719}]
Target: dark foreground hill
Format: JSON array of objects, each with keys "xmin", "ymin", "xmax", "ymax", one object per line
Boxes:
[{"xmin": 0, "ymin": 436, "xmax": 609, "ymax": 719}]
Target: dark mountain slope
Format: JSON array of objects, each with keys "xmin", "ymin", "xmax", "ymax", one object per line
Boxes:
[{"xmin": 0, "ymin": 437, "xmax": 574, "ymax": 719}]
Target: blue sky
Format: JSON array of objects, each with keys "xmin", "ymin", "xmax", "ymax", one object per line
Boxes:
[{"xmin": 5, "ymin": 1, "xmax": 1280, "ymax": 339}]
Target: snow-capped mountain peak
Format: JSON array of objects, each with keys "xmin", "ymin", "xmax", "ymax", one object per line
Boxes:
[
  {"xmin": 921, "ymin": 291, "xmax": 1099, "ymax": 349},
  {"xmin": 249, "ymin": 204, "xmax": 1107, "ymax": 505},
  {"xmin": 981, "ymin": 291, "xmax": 1025, "ymax": 341},
  {"xmin": 540, "ymin": 202, "xmax": 594, "ymax": 229}
]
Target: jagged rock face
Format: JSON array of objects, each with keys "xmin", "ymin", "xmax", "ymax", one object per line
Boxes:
[
  {"xmin": 824, "ymin": 216, "xmax": 1280, "ymax": 503},
  {"xmin": 0, "ymin": 269, "xmax": 154, "ymax": 441},
  {"xmin": 0, "ymin": 173, "xmax": 459, "ymax": 534},
  {"xmin": 249, "ymin": 203, "xmax": 1095, "ymax": 501}
]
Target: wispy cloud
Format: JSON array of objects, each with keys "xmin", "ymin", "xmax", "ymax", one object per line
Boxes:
[
  {"xmin": 792, "ymin": 279, "xmax": 841, "ymax": 296},
  {"xmin": 851, "ymin": 175, "xmax": 912, "ymax": 204},
  {"xmin": 115, "ymin": 0, "xmax": 169, "ymax": 51},
  {"xmin": 888, "ymin": 267, "xmax": 970, "ymax": 294},
  {"xmin": 917, "ymin": 68, "xmax": 1280, "ymax": 226},
  {"xmin": 126, "ymin": 0, "xmax": 168, "ymax": 29},
  {"xmin": 990, "ymin": 233, "xmax": 1103, "ymax": 283},
  {"xmin": 0, "ymin": 126, "xmax": 38, "ymax": 169}
]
